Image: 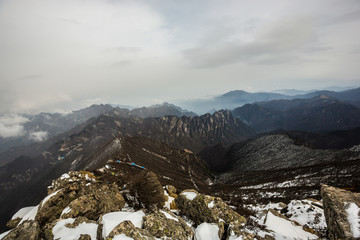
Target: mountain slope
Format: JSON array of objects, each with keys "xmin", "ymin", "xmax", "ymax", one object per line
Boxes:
[
  {"xmin": 232, "ymin": 96, "xmax": 360, "ymax": 132},
  {"xmin": 0, "ymin": 135, "xmax": 213, "ymax": 232},
  {"xmin": 208, "ymin": 134, "xmax": 360, "ymax": 205}
]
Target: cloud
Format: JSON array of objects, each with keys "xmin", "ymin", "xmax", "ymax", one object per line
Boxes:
[
  {"xmin": 28, "ymin": 130, "xmax": 48, "ymax": 142},
  {"xmin": 0, "ymin": 0, "xmax": 359, "ymax": 113},
  {"xmin": 183, "ymin": 16, "xmax": 318, "ymax": 67},
  {"xmin": 0, "ymin": 114, "xmax": 29, "ymax": 138}
]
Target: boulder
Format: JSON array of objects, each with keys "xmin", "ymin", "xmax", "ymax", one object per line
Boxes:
[
  {"xmin": 47, "ymin": 171, "xmax": 97, "ymax": 194},
  {"xmin": 175, "ymin": 189, "xmax": 246, "ymax": 226},
  {"xmin": 36, "ymin": 172, "xmax": 125, "ymax": 225},
  {"xmin": 143, "ymin": 209, "xmax": 194, "ymax": 240},
  {"xmin": 106, "ymin": 220, "xmax": 155, "ymax": 240},
  {"xmin": 62, "ymin": 184, "xmax": 125, "ymax": 220},
  {"xmin": 2, "ymin": 220, "xmax": 40, "ymax": 240},
  {"xmin": 321, "ymin": 184, "xmax": 360, "ymax": 239}
]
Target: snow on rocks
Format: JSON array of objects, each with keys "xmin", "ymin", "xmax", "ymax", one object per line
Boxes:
[
  {"xmin": 345, "ymin": 202, "xmax": 360, "ymax": 238},
  {"xmin": 0, "ymin": 230, "xmax": 11, "ymax": 240},
  {"xmin": 163, "ymin": 189, "xmax": 176, "ymax": 210},
  {"xmin": 112, "ymin": 234, "xmax": 135, "ymax": 240},
  {"xmin": 159, "ymin": 210, "xmax": 179, "ymax": 222},
  {"xmin": 285, "ymin": 199, "xmax": 326, "ymax": 233},
  {"xmin": 101, "ymin": 210, "xmax": 145, "ymax": 238},
  {"xmin": 11, "ymin": 206, "xmax": 36, "ymax": 220},
  {"xmin": 40, "ymin": 189, "xmax": 62, "ymax": 208},
  {"xmin": 194, "ymin": 223, "xmax": 220, "ymax": 240},
  {"xmin": 18, "ymin": 205, "xmax": 39, "ymax": 225},
  {"xmin": 182, "ymin": 191, "xmax": 198, "ymax": 201},
  {"xmin": 264, "ymin": 210, "xmax": 318, "ymax": 240},
  {"xmin": 52, "ymin": 218, "xmax": 98, "ymax": 240}
]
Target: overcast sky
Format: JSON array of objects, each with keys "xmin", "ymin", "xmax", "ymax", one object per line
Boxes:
[{"xmin": 1, "ymin": 0, "xmax": 360, "ymax": 114}]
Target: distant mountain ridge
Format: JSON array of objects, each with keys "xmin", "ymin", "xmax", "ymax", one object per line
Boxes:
[
  {"xmin": 232, "ymin": 95, "xmax": 360, "ymax": 132},
  {"xmin": 0, "ymin": 103, "xmax": 197, "ymax": 155},
  {"xmin": 175, "ymin": 86, "xmax": 360, "ymax": 113}
]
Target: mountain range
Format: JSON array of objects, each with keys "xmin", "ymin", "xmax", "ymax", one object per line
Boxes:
[{"xmin": 0, "ymin": 86, "xmax": 360, "ymax": 236}]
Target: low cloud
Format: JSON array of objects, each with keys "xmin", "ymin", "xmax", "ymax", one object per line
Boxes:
[
  {"xmin": 0, "ymin": 114, "xmax": 29, "ymax": 138},
  {"xmin": 28, "ymin": 130, "xmax": 48, "ymax": 142}
]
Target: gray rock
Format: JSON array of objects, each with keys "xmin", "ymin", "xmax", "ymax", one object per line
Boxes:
[{"xmin": 321, "ymin": 184, "xmax": 360, "ymax": 240}]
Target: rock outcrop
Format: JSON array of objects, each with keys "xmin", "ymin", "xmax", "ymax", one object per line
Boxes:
[
  {"xmin": 321, "ymin": 185, "xmax": 360, "ymax": 239},
  {"xmin": 175, "ymin": 189, "xmax": 246, "ymax": 239},
  {"xmin": 2, "ymin": 220, "xmax": 40, "ymax": 240},
  {"xmin": 106, "ymin": 221, "xmax": 155, "ymax": 240},
  {"xmin": 143, "ymin": 210, "xmax": 193, "ymax": 240},
  {"xmin": 36, "ymin": 171, "xmax": 125, "ymax": 225}
]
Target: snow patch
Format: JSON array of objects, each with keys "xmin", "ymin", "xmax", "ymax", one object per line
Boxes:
[
  {"xmin": 181, "ymin": 191, "xmax": 197, "ymax": 201},
  {"xmin": 160, "ymin": 210, "xmax": 179, "ymax": 222},
  {"xmin": 0, "ymin": 230, "xmax": 11, "ymax": 240},
  {"xmin": 11, "ymin": 206, "xmax": 36, "ymax": 220},
  {"xmin": 345, "ymin": 202, "xmax": 360, "ymax": 237},
  {"xmin": 163, "ymin": 190, "xmax": 175, "ymax": 209},
  {"xmin": 18, "ymin": 205, "xmax": 39, "ymax": 225},
  {"xmin": 208, "ymin": 201, "xmax": 215, "ymax": 208},
  {"xmin": 113, "ymin": 234, "xmax": 134, "ymax": 240},
  {"xmin": 60, "ymin": 206, "xmax": 72, "ymax": 217},
  {"xmin": 101, "ymin": 210, "xmax": 145, "ymax": 238},
  {"xmin": 52, "ymin": 218, "xmax": 98, "ymax": 240},
  {"xmin": 286, "ymin": 200, "xmax": 326, "ymax": 231},
  {"xmin": 41, "ymin": 189, "xmax": 62, "ymax": 208},
  {"xmin": 265, "ymin": 211, "xmax": 317, "ymax": 240},
  {"xmin": 60, "ymin": 173, "xmax": 70, "ymax": 180},
  {"xmin": 195, "ymin": 223, "xmax": 220, "ymax": 240}
]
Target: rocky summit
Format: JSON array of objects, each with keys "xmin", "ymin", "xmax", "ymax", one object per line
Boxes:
[{"xmin": 2, "ymin": 163, "xmax": 359, "ymax": 239}]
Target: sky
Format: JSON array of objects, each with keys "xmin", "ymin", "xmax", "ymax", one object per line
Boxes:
[{"xmin": 0, "ymin": 0, "xmax": 360, "ymax": 115}]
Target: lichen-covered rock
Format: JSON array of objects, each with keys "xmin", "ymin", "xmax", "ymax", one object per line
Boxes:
[
  {"xmin": 36, "ymin": 183, "xmax": 82, "ymax": 226},
  {"xmin": 2, "ymin": 220, "xmax": 40, "ymax": 240},
  {"xmin": 6, "ymin": 218, "xmax": 21, "ymax": 229},
  {"xmin": 78, "ymin": 234, "xmax": 91, "ymax": 240},
  {"xmin": 36, "ymin": 171, "xmax": 125, "ymax": 225},
  {"xmin": 321, "ymin": 184, "xmax": 360, "ymax": 240},
  {"xmin": 175, "ymin": 189, "xmax": 246, "ymax": 226},
  {"xmin": 62, "ymin": 184, "xmax": 125, "ymax": 220},
  {"xmin": 107, "ymin": 220, "xmax": 155, "ymax": 240},
  {"xmin": 143, "ymin": 209, "xmax": 194, "ymax": 240},
  {"xmin": 47, "ymin": 171, "xmax": 97, "ymax": 194}
]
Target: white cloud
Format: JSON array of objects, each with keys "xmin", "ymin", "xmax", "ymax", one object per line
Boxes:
[
  {"xmin": 0, "ymin": 0, "xmax": 359, "ymax": 114},
  {"xmin": 28, "ymin": 131, "xmax": 48, "ymax": 142},
  {"xmin": 0, "ymin": 114, "xmax": 29, "ymax": 138}
]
